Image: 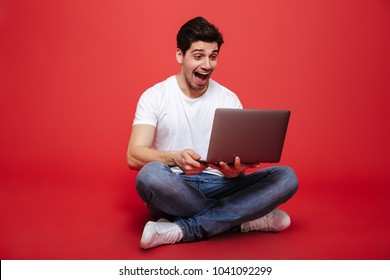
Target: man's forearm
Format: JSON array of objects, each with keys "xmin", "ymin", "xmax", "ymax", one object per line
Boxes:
[{"xmin": 127, "ymin": 146, "xmax": 177, "ymax": 170}]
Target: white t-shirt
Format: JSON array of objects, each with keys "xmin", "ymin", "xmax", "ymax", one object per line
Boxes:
[{"xmin": 133, "ymin": 75, "xmax": 242, "ymax": 175}]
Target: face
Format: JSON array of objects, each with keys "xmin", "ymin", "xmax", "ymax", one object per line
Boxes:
[{"xmin": 176, "ymin": 41, "xmax": 219, "ymax": 97}]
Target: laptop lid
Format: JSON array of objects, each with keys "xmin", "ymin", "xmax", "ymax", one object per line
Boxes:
[{"xmin": 204, "ymin": 108, "xmax": 291, "ymax": 164}]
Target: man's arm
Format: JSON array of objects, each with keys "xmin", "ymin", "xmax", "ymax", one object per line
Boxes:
[
  {"xmin": 127, "ymin": 124, "xmax": 175, "ymax": 169},
  {"xmin": 127, "ymin": 124, "xmax": 207, "ymax": 174}
]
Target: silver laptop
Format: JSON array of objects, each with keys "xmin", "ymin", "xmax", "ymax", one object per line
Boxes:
[{"xmin": 202, "ymin": 108, "xmax": 291, "ymax": 164}]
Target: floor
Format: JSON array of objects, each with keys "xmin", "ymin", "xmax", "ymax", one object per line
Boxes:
[{"xmin": 1, "ymin": 161, "xmax": 389, "ymax": 260}]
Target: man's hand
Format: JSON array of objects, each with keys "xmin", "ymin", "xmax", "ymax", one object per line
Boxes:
[
  {"xmin": 173, "ymin": 149, "xmax": 208, "ymax": 175},
  {"xmin": 208, "ymin": 156, "xmax": 260, "ymax": 178}
]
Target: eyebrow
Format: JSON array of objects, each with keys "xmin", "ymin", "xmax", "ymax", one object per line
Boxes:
[{"xmin": 191, "ymin": 48, "xmax": 219, "ymax": 53}]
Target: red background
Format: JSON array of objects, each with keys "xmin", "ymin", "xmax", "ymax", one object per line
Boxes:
[{"xmin": 1, "ymin": 0, "xmax": 389, "ymax": 259}]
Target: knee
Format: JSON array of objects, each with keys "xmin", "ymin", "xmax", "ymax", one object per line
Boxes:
[
  {"xmin": 136, "ymin": 162, "xmax": 166, "ymax": 187},
  {"xmin": 278, "ymin": 166, "xmax": 299, "ymax": 196},
  {"xmin": 136, "ymin": 162, "xmax": 167, "ymax": 195}
]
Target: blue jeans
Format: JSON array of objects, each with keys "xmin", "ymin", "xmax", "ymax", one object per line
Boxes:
[{"xmin": 136, "ymin": 162, "xmax": 298, "ymax": 242}]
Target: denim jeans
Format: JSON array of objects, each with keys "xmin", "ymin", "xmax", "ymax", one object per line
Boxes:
[{"xmin": 136, "ymin": 162, "xmax": 298, "ymax": 242}]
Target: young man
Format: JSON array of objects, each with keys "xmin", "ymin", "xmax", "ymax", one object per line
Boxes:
[{"xmin": 127, "ymin": 17, "xmax": 298, "ymax": 249}]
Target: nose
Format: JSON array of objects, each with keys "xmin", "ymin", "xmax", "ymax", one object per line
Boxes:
[{"xmin": 202, "ymin": 58, "xmax": 212, "ymax": 70}]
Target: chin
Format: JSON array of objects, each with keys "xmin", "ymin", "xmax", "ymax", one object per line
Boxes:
[
  {"xmin": 192, "ymin": 85, "xmax": 207, "ymax": 92},
  {"xmin": 192, "ymin": 81, "xmax": 209, "ymax": 91}
]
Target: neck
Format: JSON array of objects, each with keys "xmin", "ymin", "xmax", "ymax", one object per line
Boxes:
[{"xmin": 175, "ymin": 74, "xmax": 208, "ymax": 99}]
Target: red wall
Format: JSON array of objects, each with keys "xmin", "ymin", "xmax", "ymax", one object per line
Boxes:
[{"xmin": 1, "ymin": 0, "xmax": 389, "ymax": 185}]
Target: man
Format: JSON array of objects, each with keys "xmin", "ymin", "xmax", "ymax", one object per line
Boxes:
[{"xmin": 127, "ymin": 17, "xmax": 298, "ymax": 250}]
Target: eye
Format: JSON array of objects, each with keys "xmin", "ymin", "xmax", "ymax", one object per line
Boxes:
[
  {"xmin": 194, "ymin": 55, "xmax": 202, "ymax": 60},
  {"xmin": 210, "ymin": 54, "xmax": 218, "ymax": 60}
]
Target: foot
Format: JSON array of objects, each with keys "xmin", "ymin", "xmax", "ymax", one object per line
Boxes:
[
  {"xmin": 241, "ymin": 209, "xmax": 291, "ymax": 232},
  {"xmin": 140, "ymin": 218, "xmax": 183, "ymax": 249}
]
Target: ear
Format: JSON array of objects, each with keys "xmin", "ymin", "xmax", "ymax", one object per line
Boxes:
[{"xmin": 176, "ymin": 48, "xmax": 184, "ymax": 64}]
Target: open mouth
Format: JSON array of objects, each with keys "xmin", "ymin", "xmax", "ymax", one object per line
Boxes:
[{"xmin": 194, "ymin": 71, "xmax": 209, "ymax": 81}]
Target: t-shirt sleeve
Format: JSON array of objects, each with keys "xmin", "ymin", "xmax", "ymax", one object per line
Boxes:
[
  {"xmin": 231, "ymin": 94, "xmax": 243, "ymax": 109},
  {"xmin": 132, "ymin": 88, "xmax": 159, "ymax": 127},
  {"xmin": 225, "ymin": 90, "xmax": 243, "ymax": 109},
  {"xmin": 215, "ymin": 80, "xmax": 243, "ymax": 109}
]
